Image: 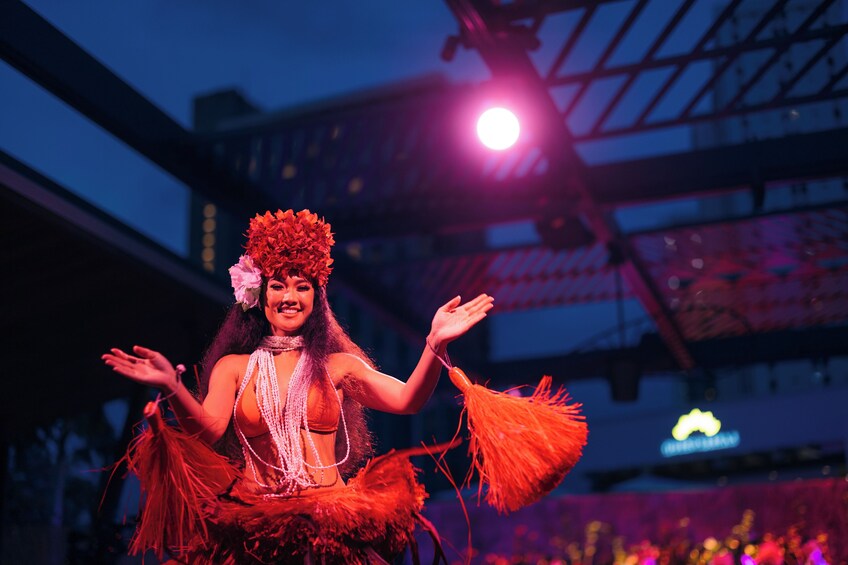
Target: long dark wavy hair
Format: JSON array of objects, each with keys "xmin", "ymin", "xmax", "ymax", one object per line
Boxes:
[{"xmin": 198, "ymin": 282, "xmax": 374, "ymax": 478}]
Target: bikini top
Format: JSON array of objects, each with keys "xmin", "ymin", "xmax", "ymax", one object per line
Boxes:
[{"xmin": 235, "ymin": 369, "xmax": 342, "ymax": 437}]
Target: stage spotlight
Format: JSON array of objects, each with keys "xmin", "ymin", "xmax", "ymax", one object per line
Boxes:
[{"xmin": 476, "ymin": 107, "xmax": 520, "ymax": 150}]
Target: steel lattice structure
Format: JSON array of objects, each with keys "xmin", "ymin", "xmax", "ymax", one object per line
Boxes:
[{"xmin": 2, "ymin": 0, "xmax": 847, "ymax": 385}]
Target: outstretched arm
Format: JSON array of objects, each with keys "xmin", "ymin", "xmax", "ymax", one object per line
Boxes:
[
  {"xmin": 338, "ymin": 293, "xmax": 494, "ymax": 414},
  {"xmin": 102, "ymin": 346, "xmax": 238, "ymax": 445}
]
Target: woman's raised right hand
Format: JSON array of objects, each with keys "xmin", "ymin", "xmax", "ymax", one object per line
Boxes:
[{"xmin": 102, "ymin": 345, "xmax": 180, "ymax": 392}]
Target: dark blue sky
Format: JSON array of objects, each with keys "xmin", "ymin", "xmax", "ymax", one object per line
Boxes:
[
  {"xmin": 0, "ymin": 1, "xmax": 488, "ymax": 254},
  {"xmin": 25, "ymin": 1, "xmax": 489, "ymax": 125}
]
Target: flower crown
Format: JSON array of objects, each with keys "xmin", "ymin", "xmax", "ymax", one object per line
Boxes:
[{"xmin": 228, "ymin": 209, "xmax": 334, "ymax": 310}]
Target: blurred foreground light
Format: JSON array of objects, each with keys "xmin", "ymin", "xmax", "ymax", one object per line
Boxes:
[{"xmin": 477, "ymin": 107, "xmax": 520, "ymax": 150}]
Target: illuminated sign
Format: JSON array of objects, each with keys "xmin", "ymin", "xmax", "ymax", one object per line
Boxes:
[
  {"xmin": 661, "ymin": 408, "xmax": 740, "ymax": 457},
  {"xmin": 672, "ymin": 408, "xmax": 721, "ymax": 440}
]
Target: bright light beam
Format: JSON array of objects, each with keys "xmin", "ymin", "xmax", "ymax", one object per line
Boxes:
[{"xmin": 476, "ymin": 107, "xmax": 520, "ymax": 150}]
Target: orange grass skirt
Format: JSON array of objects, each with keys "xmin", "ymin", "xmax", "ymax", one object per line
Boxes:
[
  {"xmin": 178, "ymin": 450, "xmax": 431, "ymax": 564},
  {"xmin": 123, "ymin": 408, "xmax": 446, "ymax": 564}
]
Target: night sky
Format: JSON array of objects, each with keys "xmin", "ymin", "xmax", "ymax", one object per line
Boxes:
[{"xmin": 0, "ymin": 1, "xmax": 488, "ymax": 254}]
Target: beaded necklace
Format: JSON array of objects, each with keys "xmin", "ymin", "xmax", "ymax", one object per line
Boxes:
[
  {"xmin": 260, "ymin": 335, "xmax": 305, "ymax": 352},
  {"xmin": 233, "ymin": 336, "xmax": 350, "ymax": 494}
]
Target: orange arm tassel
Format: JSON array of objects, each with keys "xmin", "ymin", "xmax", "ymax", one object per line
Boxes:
[{"xmin": 448, "ymin": 366, "xmax": 588, "ymax": 514}]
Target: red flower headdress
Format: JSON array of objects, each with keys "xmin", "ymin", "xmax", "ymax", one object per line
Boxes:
[
  {"xmin": 229, "ymin": 209, "xmax": 334, "ymax": 309},
  {"xmin": 245, "ymin": 209, "xmax": 335, "ymax": 286}
]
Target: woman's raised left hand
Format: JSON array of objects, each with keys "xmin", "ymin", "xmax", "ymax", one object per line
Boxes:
[{"xmin": 428, "ymin": 294, "xmax": 494, "ymax": 347}]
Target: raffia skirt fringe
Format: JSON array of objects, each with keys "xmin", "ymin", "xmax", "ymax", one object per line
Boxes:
[
  {"xmin": 123, "ymin": 419, "xmax": 445, "ymax": 564},
  {"xmin": 178, "ymin": 449, "xmax": 435, "ymax": 564}
]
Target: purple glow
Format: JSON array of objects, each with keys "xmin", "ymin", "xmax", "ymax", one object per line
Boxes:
[
  {"xmin": 741, "ymin": 555, "xmax": 756, "ymax": 565},
  {"xmin": 810, "ymin": 548, "xmax": 828, "ymax": 565}
]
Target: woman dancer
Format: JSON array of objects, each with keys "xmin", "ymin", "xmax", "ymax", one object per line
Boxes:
[{"xmin": 103, "ymin": 209, "xmax": 493, "ymax": 563}]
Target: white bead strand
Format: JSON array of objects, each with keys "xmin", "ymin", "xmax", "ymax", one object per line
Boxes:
[{"xmin": 232, "ymin": 343, "xmax": 349, "ymax": 495}]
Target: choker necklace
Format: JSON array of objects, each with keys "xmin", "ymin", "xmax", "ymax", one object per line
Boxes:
[{"xmin": 259, "ymin": 335, "xmax": 305, "ymax": 352}]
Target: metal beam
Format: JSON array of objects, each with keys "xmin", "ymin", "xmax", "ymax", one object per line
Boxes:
[
  {"xmin": 546, "ymin": 22, "xmax": 848, "ymax": 88},
  {"xmin": 323, "ymin": 186, "xmax": 562, "ymax": 240},
  {"xmin": 676, "ymin": 0, "xmax": 792, "ymax": 120},
  {"xmin": 559, "ymin": 0, "xmax": 650, "ymax": 118},
  {"xmin": 588, "ymin": 0, "xmax": 696, "ymax": 137},
  {"xmin": 498, "ymin": 0, "xmax": 631, "ymax": 21},
  {"xmin": 483, "ymin": 325, "xmax": 848, "ymax": 384},
  {"xmin": 631, "ymin": 0, "xmax": 743, "ymax": 128},
  {"xmin": 247, "ymin": 123, "xmax": 848, "ymax": 241},
  {"xmin": 201, "ymin": 119, "xmax": 848, "ymax": 240},
  {"xmin": 450, "ymin": 0, "xmax": 699, "ymax": 369},
  {"xmin": 0, "ymin": 0, "xmax": 264, "ymax": 217},
  {"xmin": 0, "ymin": 3, "xmax": 427, "ymax": 344},
  {"xmin": 332, "ymin": 200, "xmax": 848, "ymax": 286},
  {"xmin": 716, "ymin": 0, "xmax": 837, "ymax": 114},
  {"xmin": 0, "ymin": 150, "xmax": 231, "ymax": 305},
  {"xmin": 588, "ymin": 127, "xmax": 848, "ymax": 207},
  {"xmin": 627, "ymin": 199, "xmax": 848, "ymax": 236},
  {"xmin": 572, "ymin": 86, "xmax": 848, "ymax": 141}
]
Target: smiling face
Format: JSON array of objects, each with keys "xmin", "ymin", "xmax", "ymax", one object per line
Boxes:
[{"xmin": 263, "ymin": 275, "xmax": 315, "ymax": 336}]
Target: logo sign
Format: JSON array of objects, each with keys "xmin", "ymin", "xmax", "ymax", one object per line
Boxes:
[{"xmin": 661, "ymin": 408, "xmax": 740, "ymax": 457}]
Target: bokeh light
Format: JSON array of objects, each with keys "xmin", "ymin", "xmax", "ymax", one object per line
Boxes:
[{"xmin": 476, "ymin": 107, "xmax": 520, "ymax": 150}]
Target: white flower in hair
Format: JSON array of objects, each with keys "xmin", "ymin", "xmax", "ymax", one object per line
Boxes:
[{"xmin": 229, "ymin": 254, "xmax": 263, "ymax": 310}]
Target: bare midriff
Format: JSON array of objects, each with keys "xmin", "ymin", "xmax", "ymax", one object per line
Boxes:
[{"xmin": 239, "ymin": 428, "xmax": 343, "ymax": 489}]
